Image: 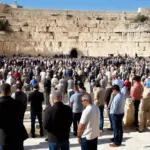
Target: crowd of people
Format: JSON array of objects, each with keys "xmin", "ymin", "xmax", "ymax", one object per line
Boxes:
[{"xmin": 0, "ymin": 55, "xmax": 150, "ymax": 150}]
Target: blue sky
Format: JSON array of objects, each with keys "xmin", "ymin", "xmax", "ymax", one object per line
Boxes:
[{"xmin": 1, "ymin": 0, "xmax": 150, "ymax": 11}]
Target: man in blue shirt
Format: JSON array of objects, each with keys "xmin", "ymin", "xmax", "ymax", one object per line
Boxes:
[
  {"xmin": 70, "ymin": 85, "xmax": 83, "ymax": 136},
  {"xmin": 30, "ymin": 76, "xmax": 38, "ymax": 89},
  {"xmin": 113, "ymin": 76, "xmax": 124, "ymax": 90},
  {"xmin": 110, "ymin": 85, "xmax": 125, "ymax": 147}
]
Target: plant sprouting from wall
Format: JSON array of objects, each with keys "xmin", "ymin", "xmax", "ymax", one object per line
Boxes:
[
  {"xmin": 133, "ymin": 14, "xmax": 149, "ymax": 23},
  {"xmin": 0, "ymin": 19, "xmax": 9, "ymax": 31}
]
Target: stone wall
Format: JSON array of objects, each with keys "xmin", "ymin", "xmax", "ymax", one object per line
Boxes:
[
  {"xmin": 139, "ymin": 8, "xmax": 150, "ymax": 15},
  {"xmin": 0, "ymin": 6, "xmax": 150, "ymax": 56},
  {"xmin": 0, "ymin": 3, "xmax": 9, "ymax": 13}
]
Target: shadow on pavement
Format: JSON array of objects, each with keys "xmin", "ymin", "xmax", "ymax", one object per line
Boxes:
[
  {"xmin": 24, "ymin": 141, "xmax": 48, "ymax": 150},
  {"xmin": 70, "ymin": 137, "xmax": 131, "ymax": 148}
]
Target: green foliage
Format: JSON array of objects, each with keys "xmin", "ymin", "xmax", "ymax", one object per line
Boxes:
[
  {"xmin": 22, "ymin": 22, "xmax": 29, "ymax": 26},
  {"xmin": 0, "ymin": 19, "xmax": 9, "ymax": 31},
  {"xmin": 87, "ymin": 16, "xmax": 91, "ymax": 20},
  {"xmin": 51, "ymin": 13, "xmax": 60, "ymax": 16},
  {"xmin": 67, "ymin": 14, "xmax": 73, "ymax": 19},
  {"xmin": 96, "ymin": 17, "xmax": 103, "ymax": 21},
  {"xmin": 133, "ymin": 14, "xmax": 149, "ymax": 23}
]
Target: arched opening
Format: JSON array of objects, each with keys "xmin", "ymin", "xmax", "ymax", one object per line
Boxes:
[{"xmin": 70, "ymin": 48, "xmax": 78, "ymax": 58}]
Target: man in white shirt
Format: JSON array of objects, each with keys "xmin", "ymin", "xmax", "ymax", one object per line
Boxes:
[
  {"xmin": 6, "ymin": 72, "xmax": 15, "ymax": 86},
  {"xmin": 51, "ymin": 75, "xmax": 59, "ymax": 87},
  {"xmin": 78, "ymin": 93, "xmax": 100, "ymax": 150},
  {"xmin": 40, "ymin": 70, "xmax": 46, "ymax": 83}
]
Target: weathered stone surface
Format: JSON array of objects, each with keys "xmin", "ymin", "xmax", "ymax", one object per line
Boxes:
[
  {"xmin": 123, "ymin": 98, "xmax": 135, "ymax": 127},
  {"xmin": 0, "ymin": 6, "xmax": 150, "ymax": 56}
]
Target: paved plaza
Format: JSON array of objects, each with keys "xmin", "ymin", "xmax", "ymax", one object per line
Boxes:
[
  {"xmin": 24, "ymin": 83, "xmax": 150, "ymax": 150},
  {"xmin": 24, "ymin": 128, "xmax": 150, "ymax": 150}
]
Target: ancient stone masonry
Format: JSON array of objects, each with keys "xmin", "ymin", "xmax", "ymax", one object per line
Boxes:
[{"xmin": 0, "ymin": 4, "xmax": 150, "ymax": 56}]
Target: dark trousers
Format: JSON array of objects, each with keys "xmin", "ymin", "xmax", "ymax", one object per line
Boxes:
[
  {"xmin": 73, "ymin": 113, "xmax": 82, "ymax": 135},
  {"xmin": 111, "ymin": 114, "xmax": 124, "ymax": 145},
  {"xmin": 133, "ymin": 100, "xmax": 140, "ymax": 127},
  {"xmin": 44, "ymin": 92, "xmax": 50, "ymax": 107},
  {"xmin": 109, "ymin": 113, "xmax": 113, "ymax": 129},
  {"xmin": 99, "ymin": 106, "xmax": 104, "ymax": 130},
  {"xmin": 0, "ymin": 143, "xmax": 23, "ymax": 150},
  {"xmin": 107, "ymin": 110, "xmax": 113, "ymax": 129},
  {"xmin": 31, "ymin": 109, "xmax": 43, "ymax": 136},
  {"xmin": 49, "ymin": 140, "xmax": 69, "ymax": 150},
  {"xmin": 81, "ymin": 137, "xmax": 98, "ymax": 150}
]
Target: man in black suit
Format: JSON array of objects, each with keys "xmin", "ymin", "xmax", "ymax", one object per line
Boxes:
[
  {"xmin": 43, "ymin": 77, "xmax": 51, "ymax": 106},
  {"xmin": 11, "ymin": 83, "xmax": 28, "ymax": 115},
  {"xmin": 44, "ymin": 89, "xmax": 72, "ymax": 150},
  {"xmin": 28, "ymin": 84, "xmax": 44, "ymax": 138},
  {"xmin": 0, "ymin": 83, "xmax": 28, "ymax": 150}
]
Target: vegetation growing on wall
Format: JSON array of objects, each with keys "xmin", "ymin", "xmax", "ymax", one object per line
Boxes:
[
  {"xmin": 133, "ymin": 14, "xmax": 149, "ymax": 23},
  {"xmin": 96, "ymin": 17, "xmax": 103, "ymax": 21},
  {"xmin": 66, "ymin": 14, "xmax": 73, "ymax": 19},
  {"xmin": 51, "ymin": 13, "xmax": 60, "ymax": 16},
  {"xmin": 0, "ymin": 19, "xmax": 9, "ymax": 31}
]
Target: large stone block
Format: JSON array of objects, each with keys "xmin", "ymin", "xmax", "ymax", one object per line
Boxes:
[
  {"xmin": 66, "ymin": 26, "xmax": 79, "ymax": 32},
  {"xmin": 48, "ymin": 27, "xmax": 66, "ymax": 32},
  {"xmin": 123, "ymin": 98, "xmax": 135, "ymax": 127},
  {"xmin": 10, "ymin": 25, "xmax": 21, "ymax": 32},
  {"xmin": 21, "ymin": 26, "xmax": 30, "ymax": 32},
  {"xmin": 80, "ymin": 27, "xmax": 89, "ymax": 32},
  {"xmin": 56, "ymin": 20, "xmax": 74, "ymax": 27},
  {"xmin": 36, "ymin": 26, "xmax": 48, "ymax": 32}
]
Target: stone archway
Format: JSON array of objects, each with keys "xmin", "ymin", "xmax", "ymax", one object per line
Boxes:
[{"xmin": 70, "ymin": 48, "xmax": 78, "ymax": 58}]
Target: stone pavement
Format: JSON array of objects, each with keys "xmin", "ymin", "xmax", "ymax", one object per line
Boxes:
[
  {"xmin": 24, "ymin": 82, "xmax": 150, "ymax": 149},
  {"xmin": 24, "ymin": 128, "xmax": 150, "ymax": 150}
]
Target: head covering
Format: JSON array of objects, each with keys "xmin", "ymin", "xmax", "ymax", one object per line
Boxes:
[{"xmin": 124, "ymin": 80, "xmax": 131, "ymax": 88}]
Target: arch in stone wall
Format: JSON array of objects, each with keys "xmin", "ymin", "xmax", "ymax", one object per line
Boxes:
[{"xmin": 70, "ymin": 48, "xmax": 78, "ymax": 58}]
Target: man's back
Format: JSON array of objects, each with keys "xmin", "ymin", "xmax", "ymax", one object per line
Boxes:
[
  {"xmin": 113, "ymin": 79, "xmax": 123, "ymax": 90},
  {"xmin": 94, "ymin": 87, "xmax": 105, "ymax": 106},
  {"xmin": 44, "ymin": 102, "xmax": 72, "ymax": 142},
  {"xmin": 70, "ymin": 92, "xmax": 83, "ymax": 113},
  {"xmin": 80, "ymin": 104, "xmax": 100, "ymax": 140},
  {"xmin": 30, "ymin": 79, "xmax": 38, "ymax": 87},
  {"xmin": 68, "ymin": 79, "xmax": 74, "ymax": 90},
  {"xmin": 28, "ymin": 90, "xmax": 44, "ymax": 111},
  {"xmin": 11, "ymin": 91, "xmax": 27, "ymax": 113},
  {"xmin": 44, "ymin": 79, "xmax": 51, "ymax": 93},
  {"xmin": 110, "ymin": 93, "xmax": 125, "ymax": 114},
  {"xmin": 0, "ymin": 96, "xmax": 28, "ymax": 145},
  {"xmin": 130, "ymin": 82, "xmax": 143, "ymax": 100}
]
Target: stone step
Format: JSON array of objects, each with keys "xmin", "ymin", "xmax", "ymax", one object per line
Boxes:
[
  {"xmin": 24, "ymin": 118, "xmax": 110, "ymax": 135},
  {"xmin": 24, "ymin": 107, "xmax": 109, "ymax": 119},
  {"xmin": 24, "ymin": 109, "xmax": 109, "ymax": 120}
]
